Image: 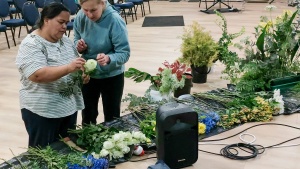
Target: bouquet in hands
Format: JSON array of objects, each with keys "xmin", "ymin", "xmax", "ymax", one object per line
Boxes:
[{"xmin": 59, "ymin": 59, "xmax": 97, "ymax": 98}]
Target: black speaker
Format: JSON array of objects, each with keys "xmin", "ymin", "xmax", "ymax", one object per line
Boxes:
[{"xmin": 156, "ymin": 102, "xmax": 198, "ymax": 169}]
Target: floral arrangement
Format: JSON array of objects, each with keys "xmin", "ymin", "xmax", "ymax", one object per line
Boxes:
[
  {"xmin": 95, "ymin": 131, "xmax": 148, "ymax": 160},
  {"xmin": 124, "ymin": 60, "xmax": 191, "ymax": 95},
  {"xmin": 59, "ymin": 59, "xmax": 97, "ymax": 97},
  {"xmin": 217, "ymin": 6, "xmax": 300, "ymax": 92},
  {"xmin": 218, "ymin": 90, "xmax": 284, "ymax": 128}
]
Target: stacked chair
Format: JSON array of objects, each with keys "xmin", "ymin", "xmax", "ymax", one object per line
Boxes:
[
  {"xmin": 0, "ymin": 0, "xmax": 27, "ymax": 46},
  {"xmin": 22, "ymin": 1, "xmax": 39, "ymax": 33},
  {"xmin": 0, "ymin": 24, "xmax": 10, "ymax": 48}
]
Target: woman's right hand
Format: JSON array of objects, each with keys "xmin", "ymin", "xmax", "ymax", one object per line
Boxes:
[
  {"xmin": 76, "ymin": 39, "xmax": 88, "ymax": 53},
  {"xmin": 67, "ymin": 57, "xmax": 86, "ymax": 73}
]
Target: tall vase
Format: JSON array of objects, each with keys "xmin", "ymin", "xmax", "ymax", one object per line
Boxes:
[{"xmin": 191, "ymin": 65, "xmax": 209, "ymax": 83}]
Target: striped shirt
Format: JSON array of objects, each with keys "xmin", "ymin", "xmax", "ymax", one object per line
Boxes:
[{"xmin": 15, "ymin": 34, "xmax": 84, "ymax": 118}]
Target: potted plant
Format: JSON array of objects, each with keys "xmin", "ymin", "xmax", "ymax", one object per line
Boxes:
[
  {"xmin": 219, "ymin": 7, "xmax": 300, "ymax": 92},
  {"xmin": 179, "ymin": 21, "xmax": 219, "ymax": 83},
  {"xmin": 158, "ymin": 60, "xmax": 193, "ymax": 98},
  {"xmin": 124, "ymin": 60, "xmax": 192, "ymax": 101}
]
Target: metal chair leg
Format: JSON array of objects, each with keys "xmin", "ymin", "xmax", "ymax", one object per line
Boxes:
[
  {"xmin": 147, "ymin": 1, "xmax": 151, "ymax": 14},
  {"xmin": 10, "ymin": 28, "xmax": 16, "ymax": 46},
  {"xmin": 18, "ymin": 26, "xmax": 21, "ymax": 38},
  {"xmin": 4, "ymin": 31, "xmax": 10, "ymax": 49}
]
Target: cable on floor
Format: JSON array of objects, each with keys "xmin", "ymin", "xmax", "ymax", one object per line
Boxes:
[{"xmin": 198, "ymin": 123, "xmax": 300, "ymax": 160}]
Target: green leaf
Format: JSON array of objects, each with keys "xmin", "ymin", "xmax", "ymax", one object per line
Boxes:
[{"xmin": 256, "ymin": 27, "xmax": 266, "ymax": 58}]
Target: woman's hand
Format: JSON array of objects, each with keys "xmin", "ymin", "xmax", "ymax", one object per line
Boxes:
[
  {"xmin": 82, "ymin": 74, "xmax": 90, "ymax": 84},
  {"xmin": 96, "ymin": 53, "xmax": 110, "ymax": 66},
  {"xmin": 67, "ymin": 57, "xmax": 86, "ymax": 73},
  {"xmin": 76, "ymin": 39, "xmax": 88, "ymax": 53}
]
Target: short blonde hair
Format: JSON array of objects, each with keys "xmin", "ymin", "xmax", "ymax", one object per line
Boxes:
[{"xmin": 79, "ymin": 0, "xmax": 105, "ymax": 5}]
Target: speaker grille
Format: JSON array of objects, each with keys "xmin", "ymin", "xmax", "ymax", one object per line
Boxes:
[{"xmin": 164, "ymin": 129, "xmax": 198, "ymax": 169}]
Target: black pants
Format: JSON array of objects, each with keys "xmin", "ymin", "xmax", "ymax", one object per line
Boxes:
[
  {"xmin": 21, "ymin": 108, "xmax": 77, "ymax": 147},
  {"xmin": 82, "ymin": 73, "xmax": 124, "ymax": 124}
]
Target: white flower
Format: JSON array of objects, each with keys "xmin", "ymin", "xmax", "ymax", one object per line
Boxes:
[
  {"xmin": 99, "ymin": 131, "xmax": 148, "ymax": 159},
  {"xmin": 123, "ymin": 132, "xmax": 132, "ymax": 140},
  {"xmin": 265, "ymin": 5, "xmax": 277, "ymax": 11},
  {"xmin": 269, "ymin": 89, "xmax": 284, "ymax": 114},
  {"xmin": 99, "ymin": 149, "xmax": 109, "ymax": 157},
  {"xmin": 84, "ymin": 59, "xmax": 97, "ymax": 74},
  {"xmin": 91, "ymin": 152, "xmax": 100, "ymax": 158},
  {"xmin": 112, "ymin": 133, "xmax": 124, "ymax": 142},
  {"xmin": 116, "ymin": 142, "xmax": 126, "ymax": 149},
  {"xmin": 121, "ymin": 146, "xmax": 130, "ymax": 154},
  {"xmin": 112, "ymin": 150, "xmax": 124, "ymax": 159},
  {"xmin": 103, "ymin": 140, "xmax": 114, "ymax": 149},
  {"xmin": 132, "ymin": 131, "xmax": 147, "ymax": 142}
]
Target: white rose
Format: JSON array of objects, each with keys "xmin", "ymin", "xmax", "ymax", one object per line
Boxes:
[
  {"xmin": 112, "ymin": 133, "xmax": 122, "ymax": 142},
  {"xmin": 123, "ymin": 132, "xmax": 132, "ymax": 139},
  {"xmin": 132, "ymin": 131, "xmax": 145, "ymax": 140},
  {"xmin": 99, "ymin": 149, "xmax": 109, "ymax": 157},
  {"xmin": 121, "ymin": 146, "xmax": 130, "ymax": 154},
  {"xmin": 103, "ymin": 140, "xmax": 114, "ymax": 149},
  {"xmin": 112, "ymin": 150, "xmax": 124, "ymax": 159},
  {"xmin": 84, "ymin": 59, "xmax": 97, "ymax": 74}
]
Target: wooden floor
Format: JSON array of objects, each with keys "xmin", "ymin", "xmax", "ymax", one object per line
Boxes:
[{"xmin": 1, "ymin": 1, "xmax": 300, "ymax": 169}]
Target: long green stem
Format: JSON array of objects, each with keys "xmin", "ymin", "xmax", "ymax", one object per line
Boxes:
[{"xmin": 9, "ymin": 148, "xmax": 27, "ymax": 169}]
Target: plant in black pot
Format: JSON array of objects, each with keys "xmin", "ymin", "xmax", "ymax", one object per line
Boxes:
[
  {"xmin": 158, "ymin": 60, "xmax": 193, "ymax": 98},
  {"xmin": 179, "ymin": 21, "xmax": 218, "ymax": 83},
  {"xmin": 124, "ymin": 60, "xmax": 192, "ymax": 101}
]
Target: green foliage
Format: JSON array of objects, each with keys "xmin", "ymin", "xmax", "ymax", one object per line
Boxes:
[
  {"xmin": 159, "ymin": 68, "xmax": 185, "ymax": 95},
  {"xmin": 24, "ymin": 146, "xmax": 88, "ymax": 169},
  {"xmin": 139, "ymin": 113, "xmax": 156, "ymax": 139},
  {"xmin": 124, "ymin": 68, "xmax": 161, "ymax": 90},
  {"xmin": 215, "ymin": 11, "xmax": 245, "ymax": 84},
  {"xmin": 217, "ymin": 9, "xmax": 300, "ymax": 92},
  {"xmin": 180, "ymin": 21, "xmax": 219, "ymax": 67},
  {"xmin": 125, "ymin": 60, "xmax": 190, "ymax": 94},
  {"xmin": 59, "ymin": 71, "xmax": 83, "ymax": 98},
  {"xmin": 68, "ymin": 124, "xmax": 118, "ymax": 154}
]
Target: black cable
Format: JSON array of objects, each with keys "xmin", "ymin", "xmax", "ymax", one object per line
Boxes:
[
  {"xmin": 199, "ymin": 123, "xmax": 300, "ymax": 142},
  {"xmin": 198, "ymin": 123, "xmax": 300, "ymax": 160}
]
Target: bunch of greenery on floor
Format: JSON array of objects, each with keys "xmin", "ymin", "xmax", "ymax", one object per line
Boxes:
[
  {"xmin": 193, "ymin": 89, "xmax": 284, "ymax": 129},
  {"xmin": 68, "ymin": 124, "xmax": 119, "ymax": 154},
  {"xmin": 216, "ymin": 7, "xmax": 300, "ymax": 92},
  {"xmin": 1, "ymin": 146, "xmax": 109, "ymax": 169}
]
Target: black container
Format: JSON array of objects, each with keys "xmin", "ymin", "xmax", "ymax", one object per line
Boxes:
[
  {"xmin": 191, "ymin": 65, "xmax": 210, "ymax": 83},
  {"xmin": 174, "ymin": 73, "xmax": 193, "ymax": 98}
]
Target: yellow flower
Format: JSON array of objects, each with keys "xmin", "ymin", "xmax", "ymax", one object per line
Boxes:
[
  {"xmin": 283, "ymin": 10, "xmax": 292, "ymax": 16},
  {"xmin": 259, "ymin": 21, "xmax": 274, "ymax": 33},
  {"xmin": 198, "ymin": 123, "xmax": 206, "ymax": 135},
  {"xmin": 259, "ymin": 22, "xmax": 267, "ymax": 28}
]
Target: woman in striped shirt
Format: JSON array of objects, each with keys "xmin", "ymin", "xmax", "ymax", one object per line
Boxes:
[{"xmin": 15, "ymin": 3, "xmax": 88, "ymax": 147}]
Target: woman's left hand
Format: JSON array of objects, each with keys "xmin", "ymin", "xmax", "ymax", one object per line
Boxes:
[
  {"xmin": 96, "ymin": 53, "xmax": 110, "ymax": 66},
  {"xmin": 82, "ymin": 74, "xmax": 90, "ymax": 84}
]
